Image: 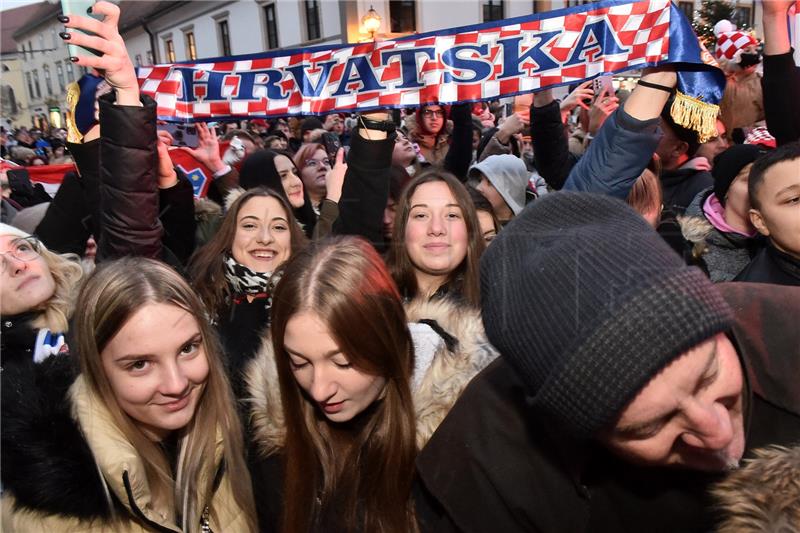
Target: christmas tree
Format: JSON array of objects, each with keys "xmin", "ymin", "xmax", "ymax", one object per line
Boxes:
[{"xmin": 693, "ymin": 0, "xmax": 735, "ymax": 47}]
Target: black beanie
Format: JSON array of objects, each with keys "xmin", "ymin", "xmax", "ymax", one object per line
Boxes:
[
  {"xmin": 480, "ymin": 192, "xmax": 734, "ymax": 438},
  {"xmin": 712, "ymin": 144, "xmax": 767, "ymax": 206}
]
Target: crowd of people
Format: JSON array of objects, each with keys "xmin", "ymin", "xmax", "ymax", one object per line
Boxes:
[{"xmin": 1, "ymin": 1, "xmax": 799, "ymax": 532}]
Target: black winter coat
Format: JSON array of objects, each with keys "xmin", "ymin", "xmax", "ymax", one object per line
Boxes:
[
  {"xmin": 734, "ymin": 242, "xmax": 800, "ymax": 286},
  {"xmin": 660, "ymin": 167, "xmax": 714, "ymax": 215},
  {"xmin": 415, "ymin": 282, "xmax": 800, "ymax": 533}
]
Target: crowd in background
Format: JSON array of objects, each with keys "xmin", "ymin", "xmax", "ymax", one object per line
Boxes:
[{"xmin": 2, "ymin": 1, "xmax": 799, "ymax": 532}]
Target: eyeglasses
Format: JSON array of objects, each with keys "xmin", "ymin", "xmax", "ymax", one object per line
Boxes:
[
  {"xmin": 305, "ymin": 158, "xmax": 331, "ymax": 169},
  {"xmin": 1, "ymin": 237, "xmax": 41, "ymax": 273},
  {"xmin": 422, "ymin": 109, "xmax": 444, "ymax": 118}
]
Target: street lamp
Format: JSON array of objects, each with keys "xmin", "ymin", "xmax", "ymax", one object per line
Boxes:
[{"xmin": 361, "ymin": 5, "xmax": 382, "ymax": 40}]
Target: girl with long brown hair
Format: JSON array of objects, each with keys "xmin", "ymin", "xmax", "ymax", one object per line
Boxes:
[
  {"xmin": 387, "ymin": 170, "xmax": 485, "ymax": 306},
  {"xmin": 245, "ymin": 236, "xmax": 497, "ymax": 532},
  {"xmin": 2, "ymin": 257, "xmax": 256, "ymax": 532},
  {"xmin": 188, "ymin": 187, "xmax": 307, "ymax": 394}
]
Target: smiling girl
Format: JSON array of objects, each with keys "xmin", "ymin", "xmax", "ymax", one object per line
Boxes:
[{"xmin": 2, "ymin": 257, "xmax": 256, "ymax": 532}]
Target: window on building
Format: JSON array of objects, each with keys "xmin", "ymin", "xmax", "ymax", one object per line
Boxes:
[
  {"xmin": 66, "ymin": 60, "xmax": 75, "ymax": 82},
  {"xmin": 732, "ymin": 6, "xmax": 753, "ymax": 28},
  {"xmin": 32, "ymin": 69, "xmax": 41, "ymax": 98},
  {"xmin": 218, "ymin": 20, "xmax": 231, "ymax": 56},
  {"xmin": 134, "ymin": 54, "xmax": 142, "ymax": 67},
  {"xmin": 483, "ymin": 0, "xmax": 504, "ymax": 22},
  {"xmin": 146, "ymin": 50, "xmax": 153, "ymax": 65},
  {"xmin": 56, "ymin": 61, "xmax": 65, "ymax": 92},
  {"xmin": 38, "ymin": 34, "xmax": 45, "ymax": 55},
  {"xmin": 26, "ymin": 72, "xmax": 34, "ymax": 99},
  {"xmin": 304, "ymin": 0, "xmax": 321, "ymax": 41},
  {"xmin": 264, "ymin": 4, "xmax": 279, "ymax": 49},
  {"xmin": 43, "ymin": 65, "xmax": 53, "ymax": 95},
  {"xmin": 20, "ymin": 45, "xmax": 26, "ymax": 61},
  {"xmin": 28, "ymin": 40, "xmax": 33, "ymax": 57},
  {"xmin": 678, "ymin": 1, "xmax": 694, "ymax": 21},
  {"xmin": 51, "ymin": 28, "xmax": 58, "ymax": 50},
  {"xmin": 185, "ymin": 31, "xmax": 197, "ymax": 60},
  {"xmin": 389, "ymin": 0, "xmax": 416, "ymax": 33},
  {"xmin": 165, "ymin": 39, "xmax": 176, "ymax": 62}
]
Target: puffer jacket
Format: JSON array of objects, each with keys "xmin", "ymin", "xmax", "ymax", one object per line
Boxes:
[
  {"xmin": 245, "ymin": 297, "xmax": 498, "ymax": 531},
  {"xmin": 678, "ymin": 189, "xmax": 759, "ymax": 282},
  {"xmin": 1, "ymin": 355, "xmax": 251, "ymax": 532}
]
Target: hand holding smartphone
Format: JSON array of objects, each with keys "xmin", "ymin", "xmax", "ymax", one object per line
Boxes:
[
  {"xmin": 592, "ymin": 75, "xmax": 614, "ymax": 103},
  {"xmin": 60, "ymin": 0, "xmax": 103, "ymax": 58}
]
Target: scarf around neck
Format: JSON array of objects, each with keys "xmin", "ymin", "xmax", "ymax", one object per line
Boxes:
[{"xmin": 224, "ymin": 254, "xmax": 273, "ymax": 296}]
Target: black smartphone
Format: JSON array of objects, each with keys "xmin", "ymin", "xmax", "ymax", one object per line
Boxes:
[
  {"xmin": 6, "ymin": 168, "xmax": 33, "ymax": 194},
  {"xmin": 321, "ymin": 131, "xmax": 341, "ymax": 162}
]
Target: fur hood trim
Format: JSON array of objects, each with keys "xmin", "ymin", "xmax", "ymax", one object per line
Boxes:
[
  {"xmin": 678, "ymin": 214, "xmax": 713, "ymax": 260},
  {"xmin": 245, "ymin": 298, "xmax": 497, "ymax": 457},
  {"xmin": 224, "ymin": 187, "xmax": 246, "ymax": 212},
  {"xmin": 194, "ymin": 196, "xmax": 223, "ymax": 221}
]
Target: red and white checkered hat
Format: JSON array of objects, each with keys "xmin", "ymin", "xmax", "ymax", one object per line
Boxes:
[
  {"xmin": 744, "ymin": 127, "xmax": 776, "ymax": 149},
  {"xmin": 715, "ymin": 31, "xmax": 757, "ymax": 62}
]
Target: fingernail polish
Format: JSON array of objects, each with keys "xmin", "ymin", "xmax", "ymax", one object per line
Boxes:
[
  {"xmin": 59, "ymin": 32, "xmax": 71, "ymax": 40},
  {"xmin": 70, "ymin": 57, "xmax": 79, "ymax": 62},
  {"xmin": 86, "ymin": 6, "xmax": 92, "ymax": 13},
  {"xmin": 57, "ymin": 14, "xmax": 69, "ymax": 23}
]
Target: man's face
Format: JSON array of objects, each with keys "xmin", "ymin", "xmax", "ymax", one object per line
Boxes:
[
  {"xmin": 695, "ymin": 121, "xmax": 729, "ymax": 165},
  {"xmin": 324, "ymin": 114, "xmax": 343, "ymax": 135},
  {"xmin": 603, "ymin": 333, "xmax": 746, "ymax": 472},
  {"xmin": 655, "ymin": 121, "xmax": 688, "ymax": 170},
  {"xmin": 750, "ymin": 158, "xmax": 800, "ymax": 259}
]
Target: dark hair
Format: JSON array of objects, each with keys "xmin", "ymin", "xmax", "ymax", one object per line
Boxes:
[
  {"xmin": 389, "ymin": 165, "xmax": 412, "ymax": 203},
  {"xmin": 387, "ymin": 170, "xmax": 485, "ymax": 306},
  {"xmin": 188, "ymin": 187, "xmax": 307, "ymax": 317},
  {"xmin": 476, "ymin": 127, "xmax": 519, "ymax": 160},
  {"xmin": 749, "ymin": 141, "xmax": 800, "ymax": 209},
  {"xmin": 660, "ymin": 99, "xmax": 700, "ymax": 157},
  {"xmin": 468, "ymin": 185, "xmax": 501, "ymax": 234},
  {"xmin": 239, "ymin": 149, "xmax": 317, "ymax": 235},
  {"xmin": 270, "ymin": 236, "xmax": 417, "ymax": 533}
]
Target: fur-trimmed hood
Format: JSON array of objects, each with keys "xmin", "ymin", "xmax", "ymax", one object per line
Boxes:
[{"xmin": 245, "ymin": 297, "xmax": 498, "ymax": 457}]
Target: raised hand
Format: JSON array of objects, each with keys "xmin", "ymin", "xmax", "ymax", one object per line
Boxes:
[
  {"xmin": 561, "ymin": 80, "xmax": 595, "ymax": 112},
  {"xmin": 156, "ymin": 130, "xmax": 178, "ymax": 189},
  {"xmin": 587, "ymin": 88, "xmax": 620, "ymax": 136},
  {"xmin": 60, "ymin": 1, "xmax": 139, "ymax": 106},
  {"xmin": 325, "ymin": 148, "xmax": 347, "ymax": 203},
  {"xmin": 186, "ymin": 123, "xmax": 226, "ymax": 174}
]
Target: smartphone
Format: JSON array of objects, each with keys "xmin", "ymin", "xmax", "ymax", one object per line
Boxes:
[
  {"xmin": 6, "ymin": 168, "xmax": 33, "ymax": 195},
  {"xmin": 321, "ymin": 131, "xmax": 341, "ymax": 162},
  {"xmin": 60, "ymin": 0, "xmax": 103, "ymax": 58},
  {"xmin": 592, "ymin": 75, "xmax": 614, "ymax": 102},
  {"xmin": 158, "ymin": 123, "xmax": 199, "ymax": 148}
]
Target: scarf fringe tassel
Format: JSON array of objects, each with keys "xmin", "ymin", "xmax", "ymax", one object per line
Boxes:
[{"xmin": 670, "ymin": 91, "xmax": 720, "ymax": 144}]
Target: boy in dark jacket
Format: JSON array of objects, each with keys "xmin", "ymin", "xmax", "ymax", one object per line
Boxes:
[
  {"xmin": 415, "ymin": 192, "xmax": 800, "ymax": 533},
  {"xmin": 735, "ymin": 141, "xmax": 800, "ymax": 286}
]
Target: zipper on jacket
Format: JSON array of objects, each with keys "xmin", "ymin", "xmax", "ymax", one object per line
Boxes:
[{"xmin": 122, "ymin": 470, "xmax": 180, "ymax": 533}]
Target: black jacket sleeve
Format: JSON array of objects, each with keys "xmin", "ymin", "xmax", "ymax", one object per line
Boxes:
[
  {"xmin": 34, "ymin": 171, "xmax": 92, "ymax": 256},
  {"xmin": 158, "ymin": 168, "xmax": 197, "ymax": 266},
  {"xmin": 530, "ymin": 101, "xmax": 578, "ymax": 190},
  {"xmin": 762, "ymin": 49, "xmax": 800, "ymax": 146},
  {"xmin": 96, "ymin": 92, "xmax": 163, "ymax": 261},
  {"xmin": 443, "ymin": 103, "xmax": 474, "ymax": 181},
  {"xmin": 331, "ymin": 127, "xmax": 395, "ymax": 247}
]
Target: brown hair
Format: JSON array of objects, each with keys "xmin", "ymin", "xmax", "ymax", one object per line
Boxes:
[
  {"xmin": 73, "ymin": 257, "xmax": 256, "ymax": 531},
  {"xmin": 188, "ymin": 187, "xmax": 307, "ymax": 318},
  {"xmin": 271, "ymin": 236, "xmax": 417, "ymax": 533},
  {"xmin": 387, "ymin": 170, "xmax": 485, "ymax": 306}
]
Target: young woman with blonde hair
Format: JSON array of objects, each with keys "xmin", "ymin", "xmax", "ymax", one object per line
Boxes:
[
  {"xmin": 2, "ymin": 257, "xmax": 256, "ymax": 532},
  {"xmin": 246, "ymin": 236, "xmax": 497, "ymax": 532}
]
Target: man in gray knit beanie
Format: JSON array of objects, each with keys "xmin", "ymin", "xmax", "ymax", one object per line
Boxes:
[{"xmin": 415, "ymin": 191, "xmax": 800, "ymax": 532}]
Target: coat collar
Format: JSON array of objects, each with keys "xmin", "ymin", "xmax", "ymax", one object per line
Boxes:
[{"xmin": 70, "ymin": 376, "xmax": 225, "ymax": 532}]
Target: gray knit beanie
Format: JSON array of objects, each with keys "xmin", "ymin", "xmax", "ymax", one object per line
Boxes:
[{"xmin": 480, "ymin": 191, "xmax": 734, "ymax": 438}]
